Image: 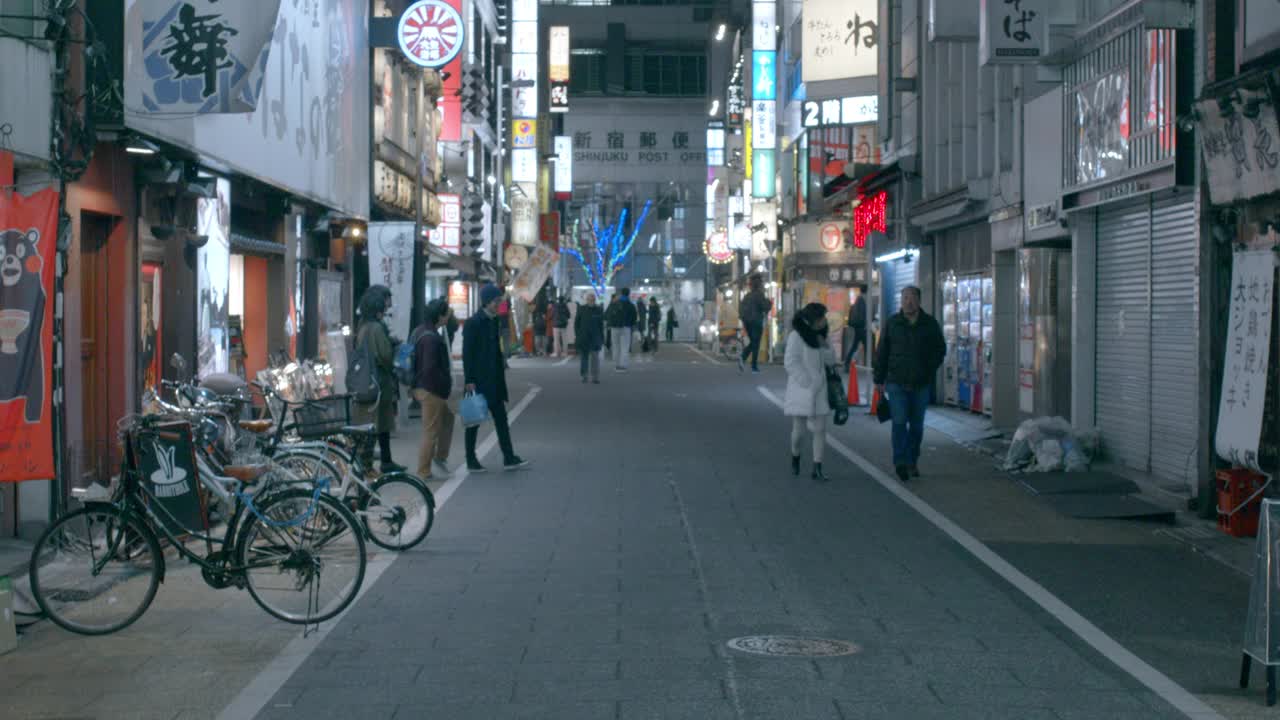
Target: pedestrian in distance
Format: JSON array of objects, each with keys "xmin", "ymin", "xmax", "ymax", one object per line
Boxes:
[
  {"xmin": 553, "ymin": 296, "xmax": 571, "ymax": 358},
  {"xmin": 531, "ymin": 300, "xmax": 547, "ymax": 357},
  {"xmin": 605, "ymin": 292, "xmax": 618, "ymax": 354},
  {"xmin": 842, "ymin": 283, "xmax": 868, "ymax": 370},
  {"xmin": 873, "ymin": 285, "xmax": 947, "ymax": 483},
  {"xmin": 353, "ymin": 285, "xmax": 405, "ymax": 473},
  {"xmin": 784, "ymin": 303, "xmax": 836, "ymax": 483},
  {"xmin": 463, "ymin": 284, "xmax": 530, "ymax": 472},
  {"xmin": 605, "ymin": 287, "xmax": 638, "ymax": 371},
  {"xmin": 411, "ymin": 299, "xmax": 455, "ymax": 481},
  {"xmin": 647, "ymin": 297, "xmax": 661, "ymax": 351},
  {"xmin": 574, "ymin": 292, "xmax": 605, "ymax": 384},
  {"xmin": 637, "ymin": 297, "xmax": 649, "ymax": 338},
  {"xmin": 738, "ymin": 274, "xmax": 773, "ymax": 374},
  {"xmin": 665, "ymin": 307, "xmax": 678, "ymax": 342}
]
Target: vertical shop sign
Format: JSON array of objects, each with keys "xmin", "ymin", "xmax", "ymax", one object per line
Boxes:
[
  {"xmin": 553, "ymin": 135, "xmax": 573, "ymax": 197},
  {"xmin": 196, "ymin": 177, "xmax": 231, "ymax": 378},
  {"xmin": 549, "ymin": 26, "xmax": 570, "ymax": 114},
  {"xmin": 368, "ymin": 223, "xmax": 416, "ymax": 339},
  {"xmin": 511, "ymin": 243, "xmax": 560, "ymax": 302},
  {"xmin": 1216, "ymin": 250, "xmax": 1276, "ymax": 473},
  {"xmin": 511, "ymin": 182, "xmax": 538, "ymax": 247},
  {"xmin": 753, "ymin": 1, "xmax": 776, "ymax": 50},
  {"xmin": 140, "ymin": 263, "xmax": 164, "ymax": 396},
  {"xmin": 135, "ymin": 422, "xmax": 205, "ymax": 534},
  {"xmin": 428, "ymin": 194, "xmax": 460, "ymax": 254},
  {"xmin": 0, "ymin": 188, "xmax": 57, "ymax": 482},
  {"xmin": 980, "ymin": 0, "xmax": 1045, "ymax": 64}
]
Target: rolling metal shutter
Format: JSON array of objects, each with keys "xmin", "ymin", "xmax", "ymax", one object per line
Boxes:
[
  {"xmin": 1148, "ymin": 197, "xmax": 1199, "ymax": 487},
  {"xmin": 1094, "ymin": 200, "xmax": 1152, "ymax": 473}
]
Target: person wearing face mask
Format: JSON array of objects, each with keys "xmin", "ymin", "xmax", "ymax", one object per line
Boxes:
[
  {"xmin": 784, "ymin": 303, "xmax": 837, "ymax": 483},
  {"xmin": 873, "ymin": 285, "xmax": 947, "ymax": 483}
]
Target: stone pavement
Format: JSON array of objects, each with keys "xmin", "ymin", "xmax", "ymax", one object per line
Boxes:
[{"xmin": 0, "ymin": 344, "xmax": 1267, "ymax": 719}]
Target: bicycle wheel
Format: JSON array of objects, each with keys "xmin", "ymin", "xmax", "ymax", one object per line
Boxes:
[
  {"xmin": 29, "ymin": 506, "xmax": 162, "ymax": 635},
  {"xmin": 272, "ymin": 450, "xmax": 345, "ymax": 494},
  {"xmin": 361, "ymin": 473, "xmax": 435, "ymax": 551},
  {"xmin": 236, "ymin": 489, "xmax": 366, "ymax": 624}
]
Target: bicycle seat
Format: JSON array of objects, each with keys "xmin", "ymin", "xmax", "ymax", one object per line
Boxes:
[
  {"xmin": 223, "ymin": 464, "xmax": 269, "ymax": 485},
  {"xmin": 238, "ymin": 419, "xmax": 274, "ymax": 434},
  {"xmin": 341, "ymin": 424, "xmax": 377, "ymax": 437}
]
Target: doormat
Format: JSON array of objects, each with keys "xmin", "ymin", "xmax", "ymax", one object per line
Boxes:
[
  {"xmin": 1017, "ymin": 471, "xmax": 1140, "ymax": 496},
  {"xmin": 1042, "ymin": 493, "xmax": 1176, "ymax": 523}
]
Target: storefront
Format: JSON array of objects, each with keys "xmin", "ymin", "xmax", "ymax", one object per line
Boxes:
[{"xmin": 1061, "ymin": 13, "xmax": 1199, "ymax": 490}]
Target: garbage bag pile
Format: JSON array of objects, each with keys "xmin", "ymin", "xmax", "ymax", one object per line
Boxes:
[{"xmin": 1003, "ymin": 417, "xmax": 1100, "ymax": 472}]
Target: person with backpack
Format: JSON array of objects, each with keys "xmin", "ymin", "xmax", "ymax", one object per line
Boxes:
[
  {"xmin": 410, "ymin": 299, "xmax": 455, "ymax": 481},
  {"xmin": 552, "ymin": 296, "xmax": 571, "ymax": 358},
  {"xmin": 352, "ymin": 285, "xmax": 404, "ymax": 473},
  {"xmin": 605, "ymin": 288, "xmax": 638, "ymax": 371},
  {"xmin": 738, "ymin": 274, "xmax": 773, "ymax": 374}
]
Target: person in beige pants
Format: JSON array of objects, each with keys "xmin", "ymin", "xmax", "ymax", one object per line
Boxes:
[{"xmin": 411, "ymin": 300, "xmax": 456, "ymax": 481}]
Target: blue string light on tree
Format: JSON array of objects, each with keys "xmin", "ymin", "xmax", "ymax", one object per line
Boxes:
[{"xmin": 562, "ymin": 201, "xmax": 653, "ymax": 297}]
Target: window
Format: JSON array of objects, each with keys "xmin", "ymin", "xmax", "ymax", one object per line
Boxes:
[
  {"xmin": 639, "ymin": 54, "xmax": 705, "ymax": 96},
  {"xmin": 570, "ymin": 54, "xmax": 605, "ymax": 94},
  {"xmin": 0, "ymin": 0, "xmax": 37, "ymax": 38}
]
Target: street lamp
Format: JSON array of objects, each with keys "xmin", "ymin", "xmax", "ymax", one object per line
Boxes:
[{"xmin": 715, "ymin": 23, "xmax": 726, "ymax": 41}]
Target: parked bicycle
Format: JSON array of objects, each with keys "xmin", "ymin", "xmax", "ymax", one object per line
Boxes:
[
  {"xmin": 717, "ymin": 327, "xmax": 744, "ymax": 360},
  {"xmin": 28, "ymin": 409, "xmax": 367, "ymax": 635}
]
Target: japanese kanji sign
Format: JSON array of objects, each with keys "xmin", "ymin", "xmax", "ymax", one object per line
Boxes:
[
  {"xmin": 398, "ymin": 0, "xmax": 465, "ymax": 69},
  {"xmin": 802, "ymin": 0, "xmax": 878, "ymax": 83},
  {"xmin": 1197, "ymin": 90, "xmax": 1280, "ymax": 205},
  {"xmin": 130, "ymin": 0, "xmax": 283, "ymax": 114},
  {"xmin": 1215, "ymin": 249, "xmax": 1276, "ymax": 473},
  {"xmin": 980, "ymin": 0, "xmax": 1045, "ymax": 64},
  {"xmin": 427, "ymin": 195, "xmax": 461, "ymax": 255},
  {"xmin": 368, "ymin": 223, "xmax": 416, "ymax": 338}
]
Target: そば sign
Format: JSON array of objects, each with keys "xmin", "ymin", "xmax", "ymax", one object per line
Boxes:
[{"xmin": 398, "ymin": 0, "xmax": 464, "ymax": 69}]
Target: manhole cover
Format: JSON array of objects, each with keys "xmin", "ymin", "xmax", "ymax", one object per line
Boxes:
[{"xmin": 726, "ymin": 635, "xmax": 861, "ymax": 657}]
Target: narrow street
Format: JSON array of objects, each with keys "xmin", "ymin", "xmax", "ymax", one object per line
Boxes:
[{"xmin": 4, "ymin": 347, "xmax": 1257, "ymax": 719}]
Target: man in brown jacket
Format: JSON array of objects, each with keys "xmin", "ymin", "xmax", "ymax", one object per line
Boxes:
[{"xmin": 411, "ymin": 299, "xmax": 455, "ymax": 481}]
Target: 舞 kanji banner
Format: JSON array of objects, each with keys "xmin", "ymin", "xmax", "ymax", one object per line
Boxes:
[
  {"xmin": 128, "ymin": 0, "xmax": 284, "ymax": 114},
  {"xmin": 0, "ymin": 188, "xmax": 58, "ymax": 482}
]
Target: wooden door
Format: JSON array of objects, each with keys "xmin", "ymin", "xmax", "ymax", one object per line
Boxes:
[{"xmin": 79, "ymin": 214, "xmax": 115, "ymax": 486}]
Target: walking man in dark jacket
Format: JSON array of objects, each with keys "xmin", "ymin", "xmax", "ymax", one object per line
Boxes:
[
  {"xmin": 574, "ymin": 292, "xmax": 605, "ymax": 383},
  {"xmin": 412, "ymin": 299, "xmax": 455, "ymax": 481},
  {"xmin": 647, "ymin": 297, "xmax": 661, "ymax": 351},
  {"xmin": 738, "ymin": 274, "xmax": 773, "ymax": 373},
  {"xmin": 873, "ymin": 286, "xmax": 947, "ymax": 482},
  {"xmin": 463, "ymin": 284, "xmax": 529, "ymax": 472},
  {"xmin": 842, "ymin": 283, "xmax": 868, "ymax": 369},
  {"xmin": 605, "ymin": 288, "xmax": 638, "ymax": 371},
  {"xmin": 552, "ymin": 296, "xmax": 571, "ymax": 358}
]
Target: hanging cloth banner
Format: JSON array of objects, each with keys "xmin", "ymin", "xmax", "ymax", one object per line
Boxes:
[
  {"xmin": 367, "ymin": 222, "xmax": 416, "ymax": 341},
  {"xmin": 128, "ymin": 0, "xmax": 284, "ymax": 114},
  {"xmin": 511, "ymin": 243, "xmax": 560, "ymax": 303},
  {"xmin": 1215, "ymin": 249, "xmax": 1277, "ymax": 472},
  {"xmin": 0, "ymin": 188, "xmax": 58, "ymax": 482}
]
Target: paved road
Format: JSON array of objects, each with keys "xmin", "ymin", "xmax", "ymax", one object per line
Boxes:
[{"xmin": 3, "ymin": 346, "xmax": 1260, "ymax": 719}]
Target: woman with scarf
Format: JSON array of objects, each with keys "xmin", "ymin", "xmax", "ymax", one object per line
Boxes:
[{"xmin": 783, "ymin": 303, "xmax": 836, "ymax": 483}]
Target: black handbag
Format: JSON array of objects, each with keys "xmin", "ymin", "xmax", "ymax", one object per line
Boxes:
[
  {"xmin": 876, "ymin": 389, "xmax": 892, "ymax": 423},
  {"xmin": 826, "ymin": 367, "xmax": 850, "ymax": 426}
]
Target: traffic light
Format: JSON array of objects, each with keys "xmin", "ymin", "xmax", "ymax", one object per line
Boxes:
[
  {"xmin": 462, "ymin": 191, "xmax": 486, "ymax": 255},
  {"xmin": 461, "ymin": 65, "xmax": 490, "ymax": 121}
]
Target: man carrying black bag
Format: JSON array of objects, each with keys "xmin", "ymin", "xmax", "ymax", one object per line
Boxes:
[
  {"xmin": 873, "ymin": 286, "xmax": 946, "ymax": 482},
  {"xmin": 463, "ymin": 284, "xmax": 529, "ymax": 473}
]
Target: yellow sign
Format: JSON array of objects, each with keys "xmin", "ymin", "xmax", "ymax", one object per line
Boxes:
[
  {"xmin": 512, "ymin": 119, "xmax": 537, "ymax": 149},
  {"xmin": 744, "ymin": 118, "xmax": 753, "ymax": 179}
]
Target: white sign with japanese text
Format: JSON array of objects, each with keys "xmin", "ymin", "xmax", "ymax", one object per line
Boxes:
[
  {"xmin": 511, "ymin": 148, "xmax": 538, "ymax": 183},
  {"xmin": 368, "ymin": 222, "xmax": 416, "ymax": 340},
  {"xmin": 549, "ymin": 26, "xmax": 570, "ymax": 82},
  {"xmin": 753, "ymin": 100, "xmax": 776, "ymax": 149},
  {"xmin": 511, "ymin": 182, "xmax": 538, "ymax": 247},
  {"xmin": 512, "ymin": 0, "xmax": 537, "ymax": 22},
  {"xmin": 1197, "ymin": 92, "xmax": 1280, "ymax": 205},
  {"xmin": 127, "ymin": 0, "xmax": 283, "ymax": 114},
  {"xmin": 553, "ymin": 135, "xmax": 573, "ymax": 194},
  {"xmin": 512, "ymin": 21, "xmax": 538, "ymax": 55},
  {"xmin": 750, "ymin": 200, "xmax": 776, "ymax": 262},
  {"xmin": 1215, "ymin": 250, "xmax": 1277, "ymax": 473},
  {"xmin": 511, "ymin": 53, "xmax": 539, "ymax": 118},
  {"xmin": 753, "ymin": 2, "xmax": 776, "ymax": 51},
  {"xmin": 802, "ymin": 0, "xmax": 878, "ymax": 83},
  {"xmin": 427, "ymin": 194, "xmax": 460, "ymax": 254},
  {"xmin": 980, "ymin": 0, "xmax": 1045, "ymax": 64},
  {"xmin": 802, "ymin": 95, "xmax": 878, "ymax": 127}
]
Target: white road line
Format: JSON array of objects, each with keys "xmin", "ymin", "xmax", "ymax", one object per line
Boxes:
[
  {"xmin": 756, "ymin": 385, "xmax": 1225, "ymax": 720},
  {"xmin": 687, "ymin": 344, "xmax": 722, "ymax": 364},
  {"xmin": 218, "ymin": 385, "xmax": 543, "ymax": 720},
  {"xmin": 555, "ymin": 356, "xmax": 572, "ymax": 367}
]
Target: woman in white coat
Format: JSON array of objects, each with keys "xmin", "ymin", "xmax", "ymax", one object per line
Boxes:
[{"xmin": 784, "ymin": 303, "xmax": 836, "ymax": 482}]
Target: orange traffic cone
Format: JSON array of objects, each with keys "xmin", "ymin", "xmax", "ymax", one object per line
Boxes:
[
  {"xmin": 847, "ymin": 360, "xmax": 861, "ymax": 406},
  {"xmin": 868, "ymin": 385, "xmax": 881, "ymax": 415}
]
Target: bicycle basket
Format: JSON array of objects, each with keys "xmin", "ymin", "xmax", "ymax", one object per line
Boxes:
[{"xmin": 289, "ymin": 395, "xmax": 353, "ymax": 440}]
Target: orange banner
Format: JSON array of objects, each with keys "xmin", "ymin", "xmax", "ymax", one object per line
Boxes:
[{"xmin": 0, "ymin": 188, "xmax": 57, "ymax": 482}]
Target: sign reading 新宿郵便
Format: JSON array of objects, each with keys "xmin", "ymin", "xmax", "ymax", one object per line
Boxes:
[{"xmin": 569, "ymin": 130, "xmax": 705, "ymax": 165}]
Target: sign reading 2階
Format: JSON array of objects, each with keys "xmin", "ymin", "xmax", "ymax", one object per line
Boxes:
[{"xmin": 399, "ymin": 0, "xmax": 465, "ymax": 69}]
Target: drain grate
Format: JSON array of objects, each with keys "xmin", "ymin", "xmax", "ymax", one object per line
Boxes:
[{"xmin": 726, "ymin": 635, "xmax": 861, "ymax": 657}]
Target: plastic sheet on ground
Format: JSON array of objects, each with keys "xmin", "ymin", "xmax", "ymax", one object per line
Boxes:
[{"xmin": 1002, "ymin": 416, "xmax": 1100, "ymax": 473}]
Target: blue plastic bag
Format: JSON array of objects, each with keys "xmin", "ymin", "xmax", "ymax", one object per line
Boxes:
[{"xmin": 460, "ymin": 392, "xmax": 490, "ymax": 428}]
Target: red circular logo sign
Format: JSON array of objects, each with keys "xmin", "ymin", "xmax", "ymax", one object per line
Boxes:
[
  {"xmin": 819, "ymin": 224, "xmax": 842, "ymax": 252},
  {"xmin": 398, "ymin": 0, "xmax": 465, "ymax": 69},
  {"xmin": 706, "ymin": 232, "xmax": 733, "ymax": 264}
]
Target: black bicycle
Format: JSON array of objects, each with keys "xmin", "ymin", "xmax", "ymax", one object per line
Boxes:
[{"xmin": 28, "ymin": 414, "xmax": 367, "ymax": 635}]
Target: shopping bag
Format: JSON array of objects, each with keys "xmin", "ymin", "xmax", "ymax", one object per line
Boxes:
[
  {"xmin": 460, "ymin": 392, "xmax": 490, "ymax": 428},
  {"xmin": 876, "ymin": 390, "xmax": 893, "ymax": 424}
]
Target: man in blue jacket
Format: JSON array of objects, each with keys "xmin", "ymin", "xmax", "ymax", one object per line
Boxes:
[{"xmin": 463, "ymin": 284, "xmax": 529, "ymax": 472}]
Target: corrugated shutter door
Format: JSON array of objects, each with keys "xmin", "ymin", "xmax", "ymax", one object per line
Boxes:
[
  {"xmin": 1094, "ymin": 201, "xmax": 1152, "ymax": 472},
  {"xmin": 1149, "ymin": 197, "xmax": 1199, "ymax": 487},
  {"xmin": 880, "ymin": 257, "xmax": 919, "ymax": 316}
]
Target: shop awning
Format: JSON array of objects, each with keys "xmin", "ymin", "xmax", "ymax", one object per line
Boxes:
[
  {"xmin": 823, "ymin": 160, "xmax": 903, "ymax": 213},
  {"xmin": 230, "ymin": 231, "xmax": 284, "ymax": 256}
]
